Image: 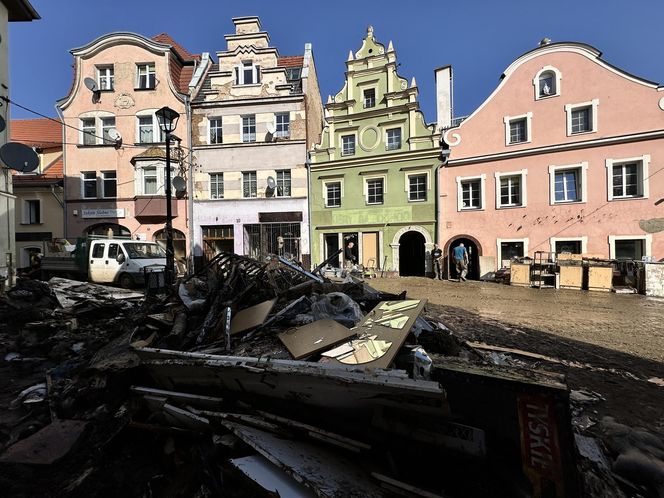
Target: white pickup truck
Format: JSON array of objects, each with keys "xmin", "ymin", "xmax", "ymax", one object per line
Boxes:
[{"xmin": 40, "ymin": 237, "xmax": 166, "ymax": 288}]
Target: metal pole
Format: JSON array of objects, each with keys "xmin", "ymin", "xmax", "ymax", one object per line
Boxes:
[{"xmin": 165, "ymin": 133, "xmax": 174, "ymax": 286}]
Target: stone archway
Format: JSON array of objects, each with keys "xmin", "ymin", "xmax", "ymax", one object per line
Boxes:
[
  {"xmin": 390, "ymin": 225, "xmax": 433, "ymax": 275},
  {"xmin": 444, "ymin": 234, "xmax": 483, "ymax": 280}
]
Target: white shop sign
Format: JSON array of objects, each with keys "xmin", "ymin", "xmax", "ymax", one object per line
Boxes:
[{"xmin": 81, "ymin": 208, "xmax": 126, "ymax": 219}]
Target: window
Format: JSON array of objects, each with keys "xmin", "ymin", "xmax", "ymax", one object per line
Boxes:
[
  {"xmin": 92, "ymin": 244, "xmax": 105, "ymax": 258},
  {"xmin": 325, "ymin": 181, "xmax": 342, "ymax": 207},
  {"xmin": 108, "ymin": 243, "xmax": 119, "ymax": 259},
  {"xmin": 554, "ymin": 170, "xmax": 579, "ymax": 202},
  {"xmin": 276, "ymin": 170, "xmax": 291, "ymax": 197},
  {"xmin": 210, "ymin": 173, "xmax": 224, "ymax": 199},
  {"xmin": 606, "ymin": 155, "xmax": 649, "ymax": 201},
  {"xmin": 97, "ymin": 66, "xmax": 114, "ymax": 91},
  {"xmin": 81, "ymin": 172, "xmax": 97, "ymax": 198},
  {"xmin": 275, "ymin": 113, "xmax": 290, "ymax": 138},
  {"xmin": 81, "ymin": 118, "xmax": 96, "ymax": 146},
  {"xmin": 137, "ymin": 63, "xmax": 156, "ymax": 89},
  {"xmin": 509, "ymin": 119, "xmax": 527, "ymax": 144},
  {"xmin": 242, "ymin": 171, "xmax": 257, "ymax": 198},
  {"xmin": 101, "ymin": 117, "xmax": 116, "ymax": 144},
  {"xmin": 341, "ymin": 135, "xmax": 355, "ymax": 156},
  {"xmin": 365, "ymin": 178, "xmax": 384, "ymax": 205},
  {"xmin": 609, "ymin": 235, "xmax": 652, "ymax": 260},
  {"xmin": 456, "ymin": 174, "xmax": 486, "ymax": 211},
  {"xmin": 137, "ymin": 115, "xmax": 164, "ymax": 143},
  {"xmin": 242, "ymin": 115, "xmax": 256, "ymax": 143},
  {"xmin": 538, "ymin": 71, "xmax": 555, "ymax": 97},
  {"xmin": 495, "ymin": 170, "xmax": 527, "ymax": 208},
  {"xmin": 143, "ymin": 167, "xmax": 158, "ymax": 195},
  {"xmin": 565, "ymin": 100, "xmax": 598, "ymax": 136},
  {"xmin": 209, "ymin": 118, "xmax": 223, "ymax": 144},
  {"xmin": 363, "ymin": 88, "xmax": 376, "ymax": 108},
  {"xmin": 462, "ymin": 179, "xmax": 481, "ymax": 209},
  {"xmin": 386, "ymin": 128, "xmax": 401, "ymax": 150},
  {"xmin": 408, "ymin": 174, "xmax": 427, "ymax": 201},
  {"xmin": 504, "ymin": 113, "xmax": 532, "ymax": 146},
  {"xmin": 101, "ymin": 171, "xmax": 117, "ymax": 198},
  {"xmin": 497, "ymin": 239, "xmax": 528, "ymax": 268},
  {"xmin": 235, "ymin": 61, "xmax": 260, "ymax": 85},
  {"xmin": 571, "ymin": 107, "xmax": 591, "ymax": 134},
  {"xmin": 553, "ymin": 239, "xmax": 583, "ymax": 254},
  {"xmin": 24, "ymin": 200, "xmax": 40, "ymax": 224}
]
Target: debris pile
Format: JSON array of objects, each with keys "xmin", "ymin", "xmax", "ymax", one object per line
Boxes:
[{"xmin": 1, "ymin": 253, "xmax": 659, "ymax": 497}]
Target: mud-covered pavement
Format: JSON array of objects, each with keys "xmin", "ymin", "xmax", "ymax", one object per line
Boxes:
[{"xmin": 373, "ymin": 277, "xmax": 664, "ymax": 435}]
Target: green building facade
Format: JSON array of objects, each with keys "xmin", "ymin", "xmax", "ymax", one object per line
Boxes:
[{"xmin": 310, "ymin": 26, "xmax": 442, "ymax": 275}]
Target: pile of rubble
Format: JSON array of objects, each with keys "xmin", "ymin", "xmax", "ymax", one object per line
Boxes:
[{"xmin": 0, "ymin": 254, "xmax": 657, "ymax": 497}]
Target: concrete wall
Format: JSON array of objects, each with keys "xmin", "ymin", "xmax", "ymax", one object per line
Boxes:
[{"xmin": 0, "ymin": 4, "xmax": 14, "ymax": 281}]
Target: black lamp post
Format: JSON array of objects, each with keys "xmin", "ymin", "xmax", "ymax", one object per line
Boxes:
[{"xmin": 156, "ymin": 106, "xmax": 180, "ymax": 286}]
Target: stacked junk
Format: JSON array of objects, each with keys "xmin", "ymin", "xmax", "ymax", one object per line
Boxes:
[{"xmin": 0, "ymin": 252, "xmax": 628, "ymax": 498}]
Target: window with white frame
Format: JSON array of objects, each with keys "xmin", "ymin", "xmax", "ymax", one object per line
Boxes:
[
  {"xmin": 408, "ymin": 174, "xmax": 427, "ymax": 201},
  {"xmin": 386, "ymin": 128, "xmax": 401, "ymax": 150},
  {"xmin": 136, "ymin": 63, "xmax": 156, "ymax": 89},
  {"xmin": 324, "ymin": 180, "xmax": 342, "ymax": 208},
  {"xmin": 498, "ymin": 239, "xmax": 528, "ymax": 268},
  {"xmin": 235, "ymin": 61, "xmax": 260, "ymax": 85},
  {"xmin": 276, "ymin": 169, "xmax": 291, "ymax": 197},
  {"xmin": 101, "ymin": 171, "xmax": 117, "ymax": 198},
  {"xmin": 363, "ymin": 88, "xmax": 376, "ymax": 108},
  {"xmin": 552, "ymin": 239, "xmax": 584, "ymax": 254},
  {"xmin": 565, "ymin": 100, "xmax": 598, "ymax": 136},
  {"xmin": 496, "ymin": 170, "xmax": 527, "ymax": 208},
  {"xmin": 365, "ymin": 177, "xmax": 384, "ymax": 205},
  {"xmin": 81, "ymin": 171, "xmax": 97, "ymax": 198},
  {"xmin": 275, "ymin": 113, "xmax": 290, "ymax": 138},
  {"xmin": 137, "ymin": 114, "xmax": 163, "ymax": 144},
  {"xmin": 456, "ymin": 174, "xmax": 485, "ymax": 211},
  {"xmin": 242, "ymin": 171, "xmax": 257, "ymax": 198},
  {"xmin": 242, "ymin": 115, "xmax": 256, "ymax": 143},
  {"xmin": 341, "ymin": 135, "xmax": 355, "ymax": 156},
  {"xmin": 210, "ymin": 173, "xmax": 224, "ymax": 199},
  {"xmin": 142, "ymin": 167, "xmax": 158, "ymax": 195},
  {"xmin": 101, "ymin": 117, "xmax": 116, "ymax": 144},
  {"xmin": 610, "ymin": 236, "xmax": 650, "ymax": 260},
  {"xmin": 81, "ymin": 118, "xmax": 96, "ymax": 146},
  {"xmin": 97, "ymin": 65, "xmax": 114, "ymax": 91},
  {"xmin": 23, "ymin": 199, "xmax": 41, "ymax": 224},
  {"xmin": 209, "ymin": 117, "xmax": 223, "ymax": 144},
  {"xmin": 504, "ymin": 113, "xmax": 532, "ymax": 146},
  {"xmin": 555, "ymin": 169, "xmax": 580, "ymax": 202},
  {"xmin": 538, "ymin": 71, "xmax": 556, "ymax": 97},
  {"xmin": 606, "ymin": 155, "xmax": 650, "ymax": 201}
]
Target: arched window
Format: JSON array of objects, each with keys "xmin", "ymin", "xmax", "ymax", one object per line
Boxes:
[{"xmin": 533, "ymin": 66, "xmax": 561, "ymax": 100}]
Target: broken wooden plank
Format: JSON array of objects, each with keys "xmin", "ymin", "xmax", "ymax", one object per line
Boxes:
[
  {"xmin": 229, "ymin": 454, "xmax": 317, "ymax": 497},
  {"xmin": 230, "ymin": 298, "xmax": 277, "ymax": 335},
  {"xmin": 0, "ymin": 419, "xmax": 88, "ymax": 465},
  {"xmin": 130, "ymin": 385, "xmax": 224, "ymax": 409},
  {"xmin": 223, "ymin": 421, "xmax": 384, "ymax": 498},
  {"xmin": 278, "ymin": 319, "xmax": 356, "ymax": 360},
  {"xmin": 467, "ymin": 342, "xmax": 563, "ymax": 364}
]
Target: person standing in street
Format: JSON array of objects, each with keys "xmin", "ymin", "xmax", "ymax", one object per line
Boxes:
[
  {"xmin": 344, "ymin": 241, "xmax": 357, "ymax": 270},
  {"xmin": 452, "ymin": 242, "xmax": 469, "ymax": 281},
  {"xmin": 431, "ymin": 243, "xmax": 443, "ymax": 280}
]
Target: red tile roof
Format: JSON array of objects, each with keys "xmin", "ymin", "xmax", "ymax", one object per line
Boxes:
[
  {"xmin": 10, "ymin": 118, "xmax": 63, "ymax": 150},
  {"xmin": 153, "ymin": 33, "xmax": 200, "ymax": 61},
  {"xmin": 278, "ymin": 56, "xmax": 304, "ymax": 68},
  {"xmin": 43, "ymin": 156, "xmax": 63, "ymax": 178},
  {"xmin": 11, "ymin": 154, "xmax": 63, "ymax": 182}
]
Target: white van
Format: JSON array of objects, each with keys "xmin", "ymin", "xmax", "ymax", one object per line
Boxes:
[{"xmin": 88, "ymin": 239, "xmax": 166, "ymax": 287}]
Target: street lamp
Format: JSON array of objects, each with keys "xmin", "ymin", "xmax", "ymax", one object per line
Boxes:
[{"xmin": 156, "ymin": 106, "xmax": 180, "ymax": 286}]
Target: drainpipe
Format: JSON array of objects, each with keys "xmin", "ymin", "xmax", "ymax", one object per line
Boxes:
[
  {"xmin": 185, "ymin": 93, "xmax": 194, "ymax": 275},
  {"xmin": 435, "ymin": 142, "xmax": 451, "ymax": 245},
  {"xmin": 305, "ymin": 151, "xmax": 312, "ymax": 269},
  {"xmin": 55, "ymin": 104, "xmax": 67, "ymax": 239}
]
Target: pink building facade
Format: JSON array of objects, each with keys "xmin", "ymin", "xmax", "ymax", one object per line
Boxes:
[
  {"xmin": 440, "ymin": 41, "xmax": 664, "ymax": 279},
  {"xmin": 57, "ymin": 32, "xmax": 198, "ymax": 266}
]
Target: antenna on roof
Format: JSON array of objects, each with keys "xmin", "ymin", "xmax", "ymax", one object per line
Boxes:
[{"xmin": 0, "ymin": 142, "xmax": 40, "ymax": 173}]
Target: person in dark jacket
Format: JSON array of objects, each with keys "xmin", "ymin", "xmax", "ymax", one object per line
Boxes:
[
  {"xmin": 344, "ymin": 241, "xmax": 357, "ymax": 269},
  {"xmin": 431, "ymin": 243, "xmax": 443, "ymax": 280}
]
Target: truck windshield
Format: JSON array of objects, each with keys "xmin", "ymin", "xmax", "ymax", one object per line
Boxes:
[{"xmin": 123, "ymin": 243, "xmax": 166, "ymax": 259}]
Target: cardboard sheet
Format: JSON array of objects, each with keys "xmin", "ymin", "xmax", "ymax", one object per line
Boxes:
[
  {"xmin": 230, "ymin": 298, "xmax": 277, "ymax": 335},
  {"xmin": 278, "ymin": 318, "xmax": 355, "ymax": 359}
]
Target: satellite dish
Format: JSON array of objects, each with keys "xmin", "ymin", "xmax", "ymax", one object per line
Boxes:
[
  {"xmin": 0, "ymin": 116, "xmax": 5, "ymax": 133},
  {"xmin": 0, "ymin": 142, "xmax": 40, "ymax": 172},
  {"xmin": 267, "ymin": 176, "xmax": 276, "ymax": 189},
  {"xmin": 266, "ymin": 123, "xmax": 276, "ymax": 134},
  {"xmin": 107, "ymin": 128, "xmax": 121, "ymax": 141},
  {"xmin": 84, "ymin": 78, "xmax": 98, "ymax": 92},
  {"xmin": 172, "ymin": 176, "xmax": 186, "ymax": 193}
]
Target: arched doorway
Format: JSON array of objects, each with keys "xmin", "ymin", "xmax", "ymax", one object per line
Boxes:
[
  {"xmin": 447, "ymin": 237, "xmax": 481, "ymax": 280},
  {"xmin": 85, "ymin": 223, "xmax": 130, "ymax": 238},
  {"xmin": 154, "ymin": 228, "xmax": 187, "ymax": 269},
  {"xmin": 399, "ymin": 231, "xmax": 425, "ymax": 276}
]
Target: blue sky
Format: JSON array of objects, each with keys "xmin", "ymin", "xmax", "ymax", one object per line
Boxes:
[{"xmin": 9, "ymin": 0, "xmax": 664, "ymax": 123}]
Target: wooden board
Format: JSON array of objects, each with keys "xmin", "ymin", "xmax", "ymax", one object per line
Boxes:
[
  {"xmin": 230, "ymin": 298, "xmax": 277, "ymax": 335},
  {"xmin": 588, "ymin": 266, "xmax": 613, "ymax": 292},
  {"xmin": 0, "ymin": 419, "xmax": 87, "ymax": 465},
  {"xmin": 510, "ymin": 263, "xmax": 531, "ymax": 286},
  {"xmin": 557, "ymin": 253, "xmax": 582, "ymax": 262},
  {"xmin": 559, "ymin": 265, "xmax": 583, "ymax": 290},
  {"xmin": 278, "ymin": 318, "xmax": 356, "ymax": 360}
]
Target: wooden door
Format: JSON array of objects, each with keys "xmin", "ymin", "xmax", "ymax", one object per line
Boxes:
[{"xmin": 362, "ymin": 232, "xmax": 378, "ymax": 268}]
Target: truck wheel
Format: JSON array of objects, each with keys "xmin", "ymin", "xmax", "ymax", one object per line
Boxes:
[{"xmin": 119, "ymin": 273, "xmax": 134, "ymax": 289}]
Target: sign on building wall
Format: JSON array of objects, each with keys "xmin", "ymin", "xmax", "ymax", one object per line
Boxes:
[{"xmin": 82, "ymin": 208, "xmax": 126, "ymax": 219}]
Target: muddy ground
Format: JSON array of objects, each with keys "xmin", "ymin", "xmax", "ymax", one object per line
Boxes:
[{"xmin": 372, "ymin": 277, "xmax": 664, "ymax": 435}]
